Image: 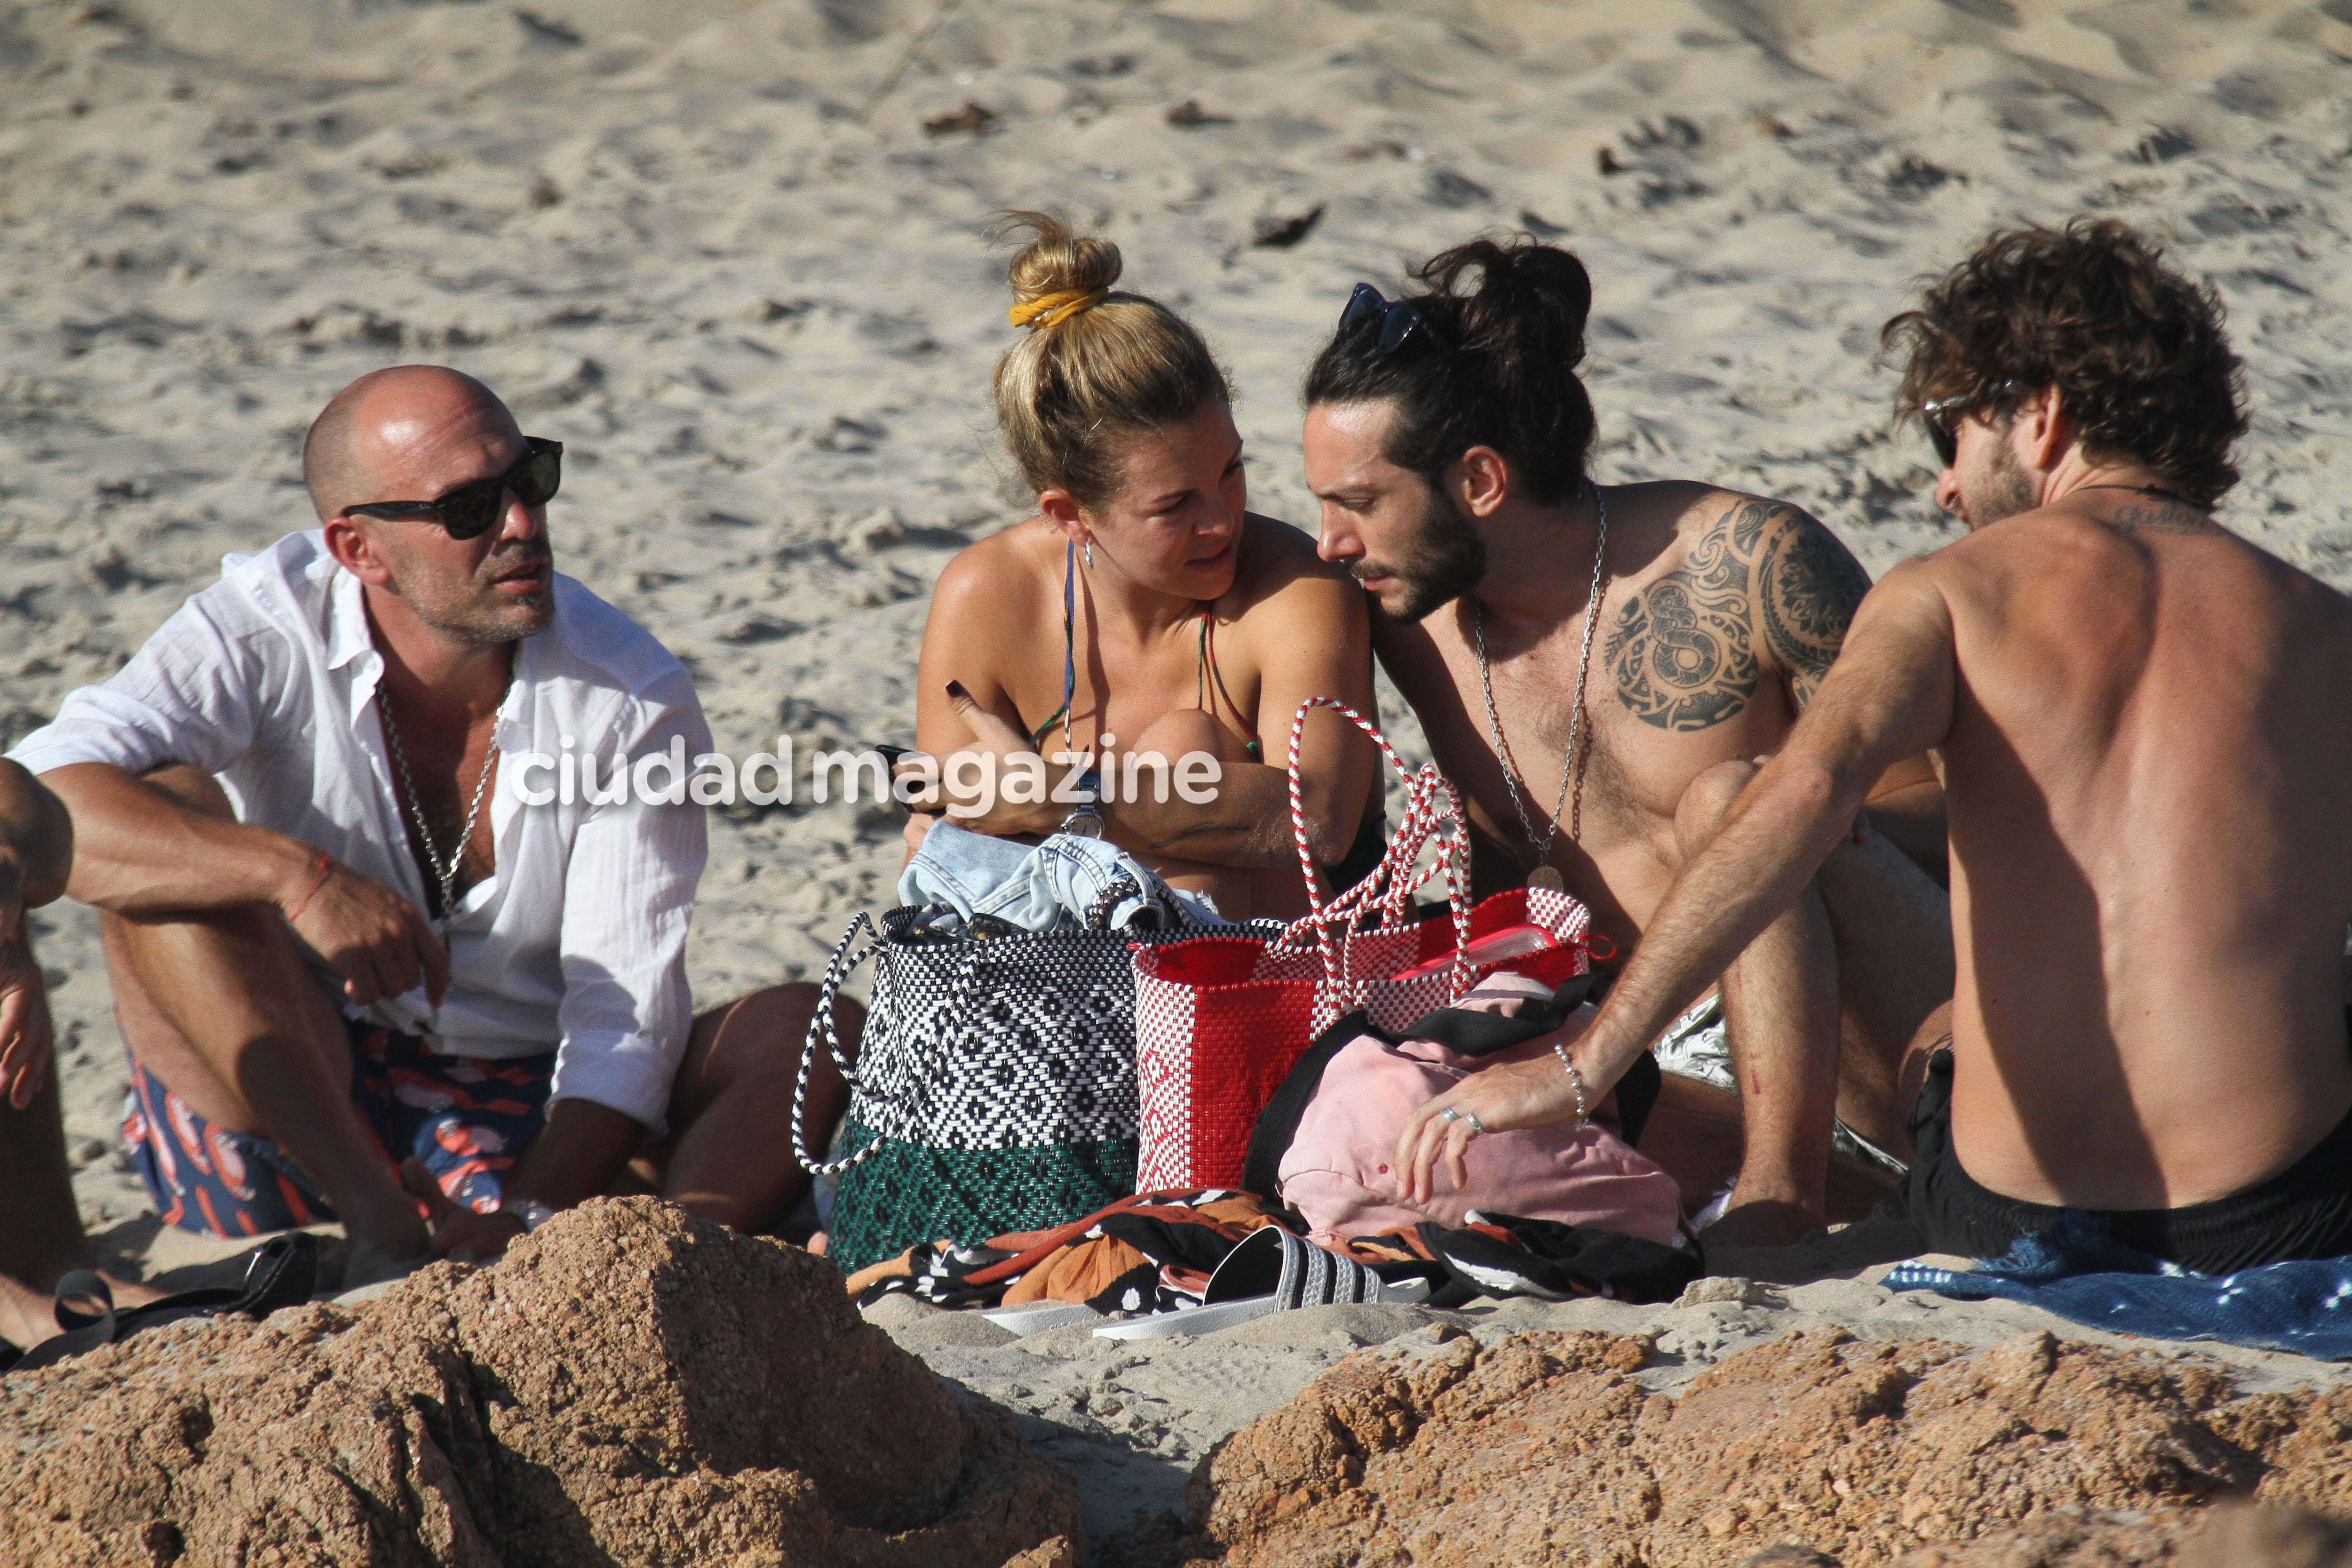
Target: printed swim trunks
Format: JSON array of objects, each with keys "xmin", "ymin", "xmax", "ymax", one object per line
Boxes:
[{"xmin": 123, "ymin": 1015, "xmax": 556, "ymax": 1239}]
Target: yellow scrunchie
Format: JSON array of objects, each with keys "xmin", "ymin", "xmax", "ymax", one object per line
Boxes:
[{"xmin": 1009, "ymin": 287, "xmax": 1108, "ymax": 331}]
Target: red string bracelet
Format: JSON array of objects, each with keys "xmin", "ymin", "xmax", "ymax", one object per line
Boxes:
[{"xmin": 286, "ymin": 852, "xmax": 333, "ymax": 924}]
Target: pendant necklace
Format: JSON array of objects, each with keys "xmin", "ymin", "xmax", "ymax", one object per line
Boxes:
[
  {"xmin": 1473, "ymin": 484, "xmax": 1609, "ymax": 895},
  {"xmin": 381, "ymin": 687, "xmax": 504, "ymax": 937}
]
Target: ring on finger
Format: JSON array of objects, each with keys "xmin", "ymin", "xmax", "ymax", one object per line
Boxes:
[
  {"xmin": 1438, "ymin": 1107, "xmax": 1460, "ymax": 1124},
  {"xmin": 1463, "ymin": 1110, "xmax": 1486, "ymax": 1136}
]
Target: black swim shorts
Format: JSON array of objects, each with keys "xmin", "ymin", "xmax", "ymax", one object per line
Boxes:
[{"xmin": 1897, "ymin": 1020, "xmax": 2352, "ymax": 1275}]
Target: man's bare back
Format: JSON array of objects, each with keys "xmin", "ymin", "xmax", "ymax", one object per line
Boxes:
[{"xmin": 1927, "ymin": 491, "xmax": 2352, "ymax": 1209}]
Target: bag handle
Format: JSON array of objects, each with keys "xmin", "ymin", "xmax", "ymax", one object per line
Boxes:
[
  {"xmin": 1277, "ymin": 696, "xmax": 1474, "ymax": 1027},
  {"xmin": 794, "ymin": 902, "xmax": 1063, "ymax": 1177},
  {"xmin": 792, "ymin": 910, "xmax": 892, "ymax": 1177}
]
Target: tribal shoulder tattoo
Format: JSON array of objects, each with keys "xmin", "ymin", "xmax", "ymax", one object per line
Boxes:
[
  {"xmin": 1757, "ymin": 506, "xmax": 1874, "ymax": 707},
  {"xmin": 1605, "ymin": 498, "xmax": 1872, "ymax": 730}
]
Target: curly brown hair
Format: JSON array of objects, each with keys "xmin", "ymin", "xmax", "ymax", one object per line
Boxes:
[{"xmin": 1881, "ymin": 219, "xmax": 2249, "ymax": 508}]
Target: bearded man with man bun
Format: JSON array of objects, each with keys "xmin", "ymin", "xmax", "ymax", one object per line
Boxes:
[{"xmin": 1303, "ymin": 236, "xmax": 1954, "ymax": 1244}]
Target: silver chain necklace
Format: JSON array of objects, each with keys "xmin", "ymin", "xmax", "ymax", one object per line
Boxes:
[
  {"xmin": 380, "ymin": 689, "xmax": 503, "ymax": 933},
  {"xmin": 1473, "ymin": 485, "xmax": 1609, "ymax": 893}
]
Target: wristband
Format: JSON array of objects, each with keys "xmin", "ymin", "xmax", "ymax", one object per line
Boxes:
[
  {"xmin": 285, "ymin": 852, "xmax": 333, "ymax": 924},
  {"xmin": 1553, "ymin": 1043, "xmax": 1591, "ymax": 1127}
]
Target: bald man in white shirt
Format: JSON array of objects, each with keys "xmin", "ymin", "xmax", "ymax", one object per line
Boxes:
[{"xmin": 15, "ymin": 366, "xmax": 853, "ymax": 1282}]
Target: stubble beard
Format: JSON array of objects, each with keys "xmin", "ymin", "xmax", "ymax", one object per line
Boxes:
[
  {"xmin": 402, "ymin": 540, "xmax": 557, "ymax": 647},
  {"xmin": 1962, "ymin": 438, "xmax": 2042, "ymax": 528},
  {"xmin": 1359, "ymin": 487, "xmax": 1488, "ymax": 624}
]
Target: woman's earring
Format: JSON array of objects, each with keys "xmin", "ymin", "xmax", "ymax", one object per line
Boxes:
[{"xmin": 1083, "ymin": 541, "xmax": 1095, "ymax": 569}]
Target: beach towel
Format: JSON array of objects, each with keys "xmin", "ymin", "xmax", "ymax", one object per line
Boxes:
[
  {"xmin": 843, "ymin": 1190, "xmax": 1295, "ymax": 1315},
  {"xmin": 843, "ymin": 1187, "xmax": 1696, "ymax": 1321},
  {"xmin": 1885, "ymin": 1212, "xmax": 2352, "ymax": 1360}
]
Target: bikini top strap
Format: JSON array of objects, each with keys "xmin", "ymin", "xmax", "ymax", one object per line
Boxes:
[
  {"xmin": 1197, "ymin": 608, "xmax": 1260, "ymax": 752},
  {"xmin": 1061, "ymin": 539, "xmax": 1078, "ymax": 746},
  {"xmin": 1024, "ymin": 539, "xmax": 1081, "ymax": 751}
]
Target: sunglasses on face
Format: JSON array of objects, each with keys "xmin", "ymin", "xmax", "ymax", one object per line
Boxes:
[
  {"xmin": 1919, "ymin": 382, "xmax": 2019, "ymax": 469},
  {"xmin": 340, "ymin": 437, "xmax": 563, "ymax": 541},
  {"xmin": 1340, "ymin": 282, "xmax": 1426, "ymax": 354}
]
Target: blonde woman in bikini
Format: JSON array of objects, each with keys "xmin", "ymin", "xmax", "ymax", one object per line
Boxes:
[{"xmin": 909, "ymin": 214, "xmax": 1379, "ymax": 922}]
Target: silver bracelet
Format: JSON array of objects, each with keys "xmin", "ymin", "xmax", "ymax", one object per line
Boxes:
[{"xmin": 1553, "ymin": 1043, "xmax": 1591, "ymax": 1127}]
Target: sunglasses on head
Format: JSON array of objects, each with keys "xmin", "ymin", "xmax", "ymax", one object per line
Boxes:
[
  {"xmin": 1919, "ymin": 382, "xmax": 2019, "ymax": 468},
  {"xmin": 1340, "ymin": 282, "xmax": 1427, "ymax": 354},
  {"xmin": 340, "ymin": 437, "xmax": 563, "ymax": 541}
]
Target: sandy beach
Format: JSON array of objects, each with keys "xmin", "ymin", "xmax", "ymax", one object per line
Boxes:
[{"xmin": 8, "ymin": 0, "xmax": 2352, "ymax": 1557}]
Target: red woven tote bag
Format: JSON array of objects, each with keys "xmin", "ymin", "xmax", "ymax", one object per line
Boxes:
[{"xmin": 1132, "ymin": 698, "xmax": 1597, "ymax": 1193}]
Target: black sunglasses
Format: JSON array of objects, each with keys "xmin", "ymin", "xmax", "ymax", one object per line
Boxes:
[
  {"xmin": 1340, "ymin": 282, "xmax": 1426, "ymax": 354},
  {"xmin": 341, "ymin": 437, "xmax": 563, "ymax": 541},
  {"xmin": 1919, "ymin": 382, "xmax": 2019, "ymax": 468}
]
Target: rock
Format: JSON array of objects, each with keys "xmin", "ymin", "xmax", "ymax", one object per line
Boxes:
[
  {"xmin": 0, "ymin": 1197, "xmax": 1079, "ymax": 1567},
  {"xmin": 1894, "ymin": 1508, "xmax": 2191, "ymax": 1564},
  {"xmin": 2179, "ymin": 1502, "xmax": 2352, "ymax": 1567},
  {"xmin": 1184, "ymin": 1326, "xmax": 2352, "ymax": 1567}
]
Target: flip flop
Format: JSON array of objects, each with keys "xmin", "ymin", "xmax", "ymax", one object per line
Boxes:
[
  {"xmin": 6, "ymin": 1232, "xmax": 319, "ymax": 1375},
  {"xmin": 1094, "ymin": 1226, "xmax": 1430, "ymax": 1341},
  {"xmin": 978, "ymin": 1299, "xmax": 1105, "ymax": 1335}
]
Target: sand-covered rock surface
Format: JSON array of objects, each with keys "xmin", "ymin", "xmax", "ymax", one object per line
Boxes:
[
  {"xmin": 0, "ymin": 1197, "xmax": 1080, "ymax": 1567},
  {"xmin": 1160, "ymin": 1325, "xmax": 2352, "ymax": 1566},
  {"xmin": 861, "ymin": 1222, "xmax": 2352, "ymax": 1560}
]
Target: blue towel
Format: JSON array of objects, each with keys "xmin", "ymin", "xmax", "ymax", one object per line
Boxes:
[{"xmin": 1885, "ymin": 1212, "xmax": 2352, "ymax": 1359}]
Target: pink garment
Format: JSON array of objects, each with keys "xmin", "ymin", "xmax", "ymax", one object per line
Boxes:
[{"xmin": 1277, "ymin": 974, "xmax": 1685, "ymax": 1246}]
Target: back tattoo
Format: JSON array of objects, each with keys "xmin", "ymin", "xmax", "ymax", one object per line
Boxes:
[{"xmin": 1606, "ymin": 499, "xmax": 1872, "ymax": 730}]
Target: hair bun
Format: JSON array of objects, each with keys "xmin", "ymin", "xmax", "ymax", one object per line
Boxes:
[
  {"xmin": 998, "ymin": 211, "xmax": 1123, "ymax": 316},
  {"xmin": 1304, "ymin": 235, "xmax": 1600, "ymax": 506},
  {"xmin": 1416, "ymin": 238, "xmax": 1592, "ymax": 371},
  {"xmin": 1494, "ymin": 244, "xmax": 1594, "ymax": 346}
]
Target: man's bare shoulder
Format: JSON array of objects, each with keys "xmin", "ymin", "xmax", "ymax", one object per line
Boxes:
[
  {"xmin": 1604, "ymin": 482, "xmax": 1872, "ymax": 716},
  {"xmin": 1923, "ymin": 495, "xmax": 2294, "ymax": 589}
]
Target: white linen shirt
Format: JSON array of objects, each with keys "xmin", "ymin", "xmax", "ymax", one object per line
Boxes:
[{"xmin": 8, "ymin": 529, "xmax": 709, "ymax": 1131}]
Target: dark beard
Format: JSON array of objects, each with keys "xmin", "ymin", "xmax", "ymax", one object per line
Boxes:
[{"xmin": 1366, "ymin": 487, "xmax": 1487, "ymax": 623}]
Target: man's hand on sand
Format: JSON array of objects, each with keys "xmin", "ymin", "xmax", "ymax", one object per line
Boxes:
[
  {"xmin": 0, "ymin": 914, "xmax": 53, "ymax": 1112},
  {"xmin": 284, "ymin": 858, "xmax": 450, "ymax": 1009},
  {"xmin": 403, "ymin": 1156, "xmax": 526, "ymax": 1266}
]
